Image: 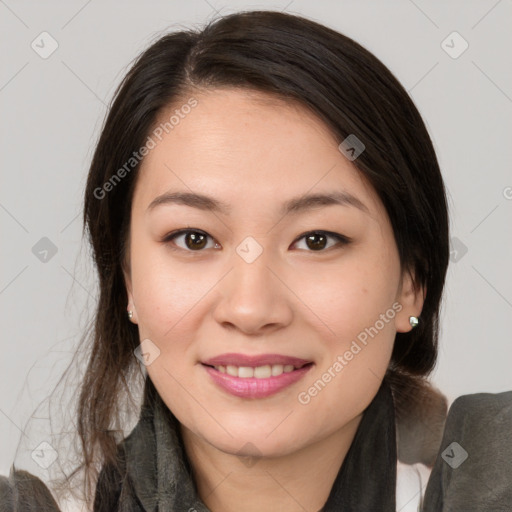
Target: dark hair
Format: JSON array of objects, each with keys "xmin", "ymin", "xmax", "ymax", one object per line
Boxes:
[{"xmin": 80, "ymin": 9, "xmax": 449, "ymax": 499}]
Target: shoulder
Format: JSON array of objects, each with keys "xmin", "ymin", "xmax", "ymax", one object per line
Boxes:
[
  {"xmin": 0, "ymin": 461, "xmax": 130, "ymax": 511},
  {"xmin": 0, "ymin": 466, "xmax": 61, "ymax": 511},
  {"xmin": 439, "ymin": 390, "xmax": 512, "ymax": 470},
  {"xmin": 448, "ymin": 388, "xmax": 512, "ymax": 418},
  {"xmin": 422, "ymin": 390, "xmax": 512, "ymax": 511}
]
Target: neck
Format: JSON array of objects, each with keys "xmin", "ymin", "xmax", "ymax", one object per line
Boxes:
[{"xmin": 180, "ymin": 414, "xmax": 363, "ymax": 512}]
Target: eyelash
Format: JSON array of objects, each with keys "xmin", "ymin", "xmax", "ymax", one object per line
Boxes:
[{"xmin": 161, "ymin": 228, "xmax": 352, "ymax": 253}]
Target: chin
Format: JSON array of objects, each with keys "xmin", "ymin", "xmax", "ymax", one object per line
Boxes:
[
  {"xmin": 182, "ymin": 413, "xmax": 305, "ymax": 456},
  {"xmin": 207, "ymin": 432, "xmax": 305, "ymax": 460}
]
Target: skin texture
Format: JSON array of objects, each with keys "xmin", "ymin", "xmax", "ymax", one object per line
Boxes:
[{"xmin": 123, "ymin": 88, "xmax": 424, "ymax": 512}]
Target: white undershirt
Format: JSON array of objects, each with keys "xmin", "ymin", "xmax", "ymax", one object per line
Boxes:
[{"xmin": 396, "ymin": 461, "xmax": 433, "ymax": 511}]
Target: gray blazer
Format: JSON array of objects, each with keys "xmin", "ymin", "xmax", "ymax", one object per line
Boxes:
[{"xmin": 422, "ymin": 390, "xmax": 512, "ymax": 511}]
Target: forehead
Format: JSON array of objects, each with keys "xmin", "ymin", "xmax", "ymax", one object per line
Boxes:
[{"xmin": 133, "ymin": 88, "xmax": 382, "ymax": 218}]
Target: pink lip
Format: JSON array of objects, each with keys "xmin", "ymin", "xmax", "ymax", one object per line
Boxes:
[
  {"xmin": 201, "ymin": 353, "xmax": 313, "ymax": 399},
  {"xmin": 202, "ymin": 353, "xmax": 311, "ymax": 368}
]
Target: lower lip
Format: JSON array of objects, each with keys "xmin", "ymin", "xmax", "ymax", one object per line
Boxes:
[{"xmin": 202, "ymin": 364, "xmax": 313, "ymax": 399}]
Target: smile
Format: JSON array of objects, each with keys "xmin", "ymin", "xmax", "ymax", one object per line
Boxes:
[
  {"xmin": 201, "ymin": 356, "xmax": 314, "ymax": 399},
  {"xmin": 212, "ymin": 363, "xmax": 300, "ymax": 378}
]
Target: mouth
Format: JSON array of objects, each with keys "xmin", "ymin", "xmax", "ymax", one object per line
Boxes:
[
  {"xmin": 200, "ymin": 353, "xmax": 314, "ymax": 399},
  {"xmin": 202, "ymin": 362, "xmax": 312, "ymax": 378}
]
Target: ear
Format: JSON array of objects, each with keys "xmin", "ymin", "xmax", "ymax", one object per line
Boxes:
[
  {"xmin": 123, "ymin": 260, "xmax": 138, "ymax": 325},
  {"xmin": 395, "ymin": 268, "xmax": 425, "ymax": 333}
]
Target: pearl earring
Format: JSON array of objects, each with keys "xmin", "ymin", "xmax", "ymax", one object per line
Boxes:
[
  {"xmin": 127, "ymin": 310, "xmax": 133, "ymax": 320},
  {"xmin": 409, "ymin": 316, "xmax": 419, "ymax": 328}
]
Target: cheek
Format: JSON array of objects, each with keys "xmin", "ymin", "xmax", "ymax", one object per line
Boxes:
[
  {"xmin": 292, "ymin": 249, "xmax": 400, "ymax": 427},
  {"xmin": 131, "ymin": 254, "xmax": 210, "ymax": 417},
  {"xmin": 294, "ymin": 247, "xmax": 401, "ymax": 344},
  {"xmin": 295, "ymin": 301, "xmax": 396, "ymax": 435},
  {"xmin": 130, "ymin": 239, "xmax": 208, "ymax": 336}
]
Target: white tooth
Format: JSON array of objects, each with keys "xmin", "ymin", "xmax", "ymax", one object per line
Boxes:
[
  {"xmin": 283, "ymin": 365, "xmax": 295, "ymax": 373},
  {"xmin": 238, "ymin": 366, "xmax": 254, "ymax": 378},
  {"xmin": 217, "ymin": 365, "xmax": 226, "ymax": 373},
  {"xmin": 254, "ymin": 365, "xmax": 272, "ymax": 378},
  {"xmin": 226, "ymin": 365, "xmax": 238, "ymax": 377},
  {"xmin": 271, "ymin": 364, "xmax": 284, "ymax": 376}
]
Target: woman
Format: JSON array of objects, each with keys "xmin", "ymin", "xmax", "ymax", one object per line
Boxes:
[{"xmin": 1, "ymin": 10, "xmax": 511, "ymax": 512}]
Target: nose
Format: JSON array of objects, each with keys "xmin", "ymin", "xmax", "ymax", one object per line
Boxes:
[{"xmin": 212, "ymin": 245, "xmax": 294, "ymax": 336}]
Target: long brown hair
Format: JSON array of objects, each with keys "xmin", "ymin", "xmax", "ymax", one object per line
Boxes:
[{"xmin": 77, "ymin": 9, "xmax": 449, "ymax": 502}]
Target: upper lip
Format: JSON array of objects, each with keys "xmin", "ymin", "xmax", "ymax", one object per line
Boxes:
[{"xmin": 202, "ymin": 353, "xmax": 312, "ymax": 368}]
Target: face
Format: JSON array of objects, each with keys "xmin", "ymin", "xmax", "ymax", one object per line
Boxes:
[{"xmin": 124, "ymin": 88, "xmax": 423, "ymax": 458}]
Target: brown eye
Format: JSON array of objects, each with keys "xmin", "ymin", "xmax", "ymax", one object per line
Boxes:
[
  {"xmin": 184, "ymin": 231, "xmax": 208, "ymax": 250},
  {"xmin": 305, "ymin": 233, "xmax": 328, "ymax": 250},
  {"xmin": 292, "ymin": 231, "xmax": 351, "ymax": 252},
  {"xmin": 163, "ymin": 229, "xmax": 218, "ymax": 251}
]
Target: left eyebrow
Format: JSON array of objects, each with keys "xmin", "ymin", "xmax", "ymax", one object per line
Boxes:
[
  {"xmin": 280, "ymin": 191, "xmax": 370, "ymax": 215},
  {"xmin": 146, "ymin": 190, "xmax": 370, "ymax": 216}
]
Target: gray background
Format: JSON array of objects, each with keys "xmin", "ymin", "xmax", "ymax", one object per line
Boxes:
[{"xmin": 1, "ymin": 0, "xmax": 511, "ymax": 474}]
